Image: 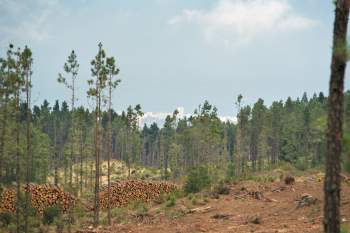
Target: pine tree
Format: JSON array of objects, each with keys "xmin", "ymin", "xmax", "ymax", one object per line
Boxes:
[
  {"xmin": 0, "ymin": 48, "xmax": 13, "ymax": 182},
  {"xmin": 20, "ymin": 45, "xmax": 33, "ymax": 233},
  {"xmin": 105, "ymin": 56, "xmax": 120, "ymax": 225},
  {"xmin": 58, "ymin": 50, "xmax": 79, "ymax": 191},
  {"xmin": 88, "ymin": 43, "xmax": 107, "ymax": 226},
  {"xmin": 58, "ymin": 50, "xmax": 79, "ymax": 233},
  {"xmin": 250, "ymin": 99, "xmax": 266, "ymax": 171},
  {"xmin": 12, "ymin": 45, "xmax": 24, "ymax": 233}
]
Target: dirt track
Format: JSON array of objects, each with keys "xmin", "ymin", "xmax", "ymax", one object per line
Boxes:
[{"xmin": 80, "ymin": 175, "xmax": 350, "ymax": 233}]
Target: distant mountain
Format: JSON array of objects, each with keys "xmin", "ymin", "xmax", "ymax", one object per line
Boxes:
[{"xmin": 139, "ymin": 106, "xmax": 236, "ymax": 127}]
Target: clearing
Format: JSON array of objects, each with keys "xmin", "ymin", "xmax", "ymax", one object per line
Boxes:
[{"xmin": 79, "ymin": 172, "xmax": 350, "ymax": 233}]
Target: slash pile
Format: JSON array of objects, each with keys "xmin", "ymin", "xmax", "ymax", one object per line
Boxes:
[
  {"xmin": 94, "ymin": 180, "xmax": 177, "ymax": 210},
  {"xmin": 0, "ymin": 187, "xmax": 16, "ymax": 213},
  {"xmin": 24, "ymin": 184, "xmax": 77, "ymax": 214}
]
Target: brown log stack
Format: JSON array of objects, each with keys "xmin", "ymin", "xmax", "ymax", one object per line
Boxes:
[
  {"xmin": 92, "ymin": 180, "xmax": 177, "ymax": 211},
  {"xmin": 0, "ymin": 180, "xmax": 177, "ymax": 214},
  {"xmin": 0, "ymin": 184, "xmax": 76, "ymax": 214},
  {"xmin": 24, "ymin": 183, "xmax": 77, "ymax": 214},
  {"xmin": 0, "ymin": 187, "xmax": 16, "ymax": 213}
]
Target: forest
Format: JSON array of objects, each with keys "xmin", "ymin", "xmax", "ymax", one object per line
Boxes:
[{"xmin": 0, "ymin": 1, "xmax": 350, "ymax": 233}]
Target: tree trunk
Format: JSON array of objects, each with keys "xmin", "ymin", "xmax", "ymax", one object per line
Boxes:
[
  {"xmin": 324, "ymin": 1, "xmax": 350, "ymax": 232},
  {"xmin": 24, "ymin": 66, "xmax": 32, "ymax": 233},
  {"xmin": 54, "ymin": 118, "xmax": 59, "ymax": 185},
  {"xmin": 15, "ymin": 83, "xmax": 21, "ymax": 233},
  {"xmin": 80, "ymin": 132, "xmax": 83, "ymax": 196},
  {"xmin": 0, "ymin": 93, "xmax": 8, "ymax": 181},
  {"xmin": 94, "ymin": 83, "xmax": 101, "ymax": 227},
  {"xmin": 107, "ymin": 84, "xmax": 112, "ymax": 225}
]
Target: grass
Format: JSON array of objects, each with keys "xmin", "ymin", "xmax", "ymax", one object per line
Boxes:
[{"xmin": 341, "ymin": 224, "xmax": 350, "ymax": 233}]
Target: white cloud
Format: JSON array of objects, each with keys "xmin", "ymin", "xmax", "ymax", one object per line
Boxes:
[
  {"xmin": 140, "ymin": 106, "xmax": 236, "ymax": 127},
  {"xmin": 0, "ymin": 0, "xmax": 60, "ymax": 43},
  {"xmin": 169, "ymin": 0, "xmax": 317, "ymax": 45}
]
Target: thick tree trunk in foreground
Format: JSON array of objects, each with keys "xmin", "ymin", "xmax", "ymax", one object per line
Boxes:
[{"xmin": 324, "ymin": 1, "xmax": 350, "ymax": 233}]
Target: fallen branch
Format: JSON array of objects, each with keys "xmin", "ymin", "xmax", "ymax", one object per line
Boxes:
[{"xmin": 188, "ymin": 206, "xmax": 212, "ymax": 214}]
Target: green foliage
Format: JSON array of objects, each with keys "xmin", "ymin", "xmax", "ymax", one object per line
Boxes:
[
  {"xmin": 184, "ymin": 166, "xmax": 211, "ymax": 194},
  {"xmin": 343, "ymin": 133, "xmax": 350, "ymax": 173},
  {"xmin": 341, "ymin": 224, "xmax": 350, "ymax": 233},
  {"xmin": 226, "ymin": 162, "xmax": 235, "ymax": 180},
  {"xmin": 295, "ymin": 157, "xmax": 309, "ymax": 171},
  {"xmin": 165, "ymin": 194, "xmax": 177, "ymax": 207},
  {"xmin": 111, "ymin": 208, "xmax": 128, "ymax": 224},
  {"xmin": 128, "ymin": 200, "xmax": 149, "ymax": 216},
  {"xmin": 0, "ymin": 213, "xmax": 13, "ymax": 227},
  {"xmin": 190, "ymin": 195, "xmax": 198, "ymax": 205},
  {"xmin": 213, "ymin": 180, "xmax": 230, "ymax": 195},
  {"xmin": 42, "ymin": 205, "xmax": 61, "ymax": 225}
]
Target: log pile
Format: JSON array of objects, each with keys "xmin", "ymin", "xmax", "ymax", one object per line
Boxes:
[
  {"xmin": 24, "ymin": 183, "xmax": 77, "ymax": 214},
  {"xmin": 1, "ymin": 180, "xmax": 177, "ymax": 214},
  {"xmin": 0, "ymin": 187, "xmax": 16, "ymax": 213},
  {"xmin": 0, "ymin": 184, "xmax": 77, "ymax": 214},
  {"xmin": 94, "ymin": 180, "xmax": 177, "ymax": 210}
]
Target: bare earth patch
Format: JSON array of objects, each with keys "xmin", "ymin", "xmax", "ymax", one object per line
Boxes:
[{"xmin": 79, "ymin": 174, "xmax": 350, "ymax": 233}]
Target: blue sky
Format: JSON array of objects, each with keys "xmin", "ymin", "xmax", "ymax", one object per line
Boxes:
[{"xmin": 0, "ymin": 0, "xmax": 345, "ymax": 120}]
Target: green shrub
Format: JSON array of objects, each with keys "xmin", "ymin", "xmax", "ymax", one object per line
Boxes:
[
  {"xmin": 128, "ymin": 201, "xmax": 149, "ymax": 216},
  {"xmin": 295, "ymin": 157, "xmax": 308, "ymax": 171},
  {"xmin": 187, "ymin": 193, "xmax": 194, "ymax": 200},
  {"xmin": 165, "ymin": 195, "xmax": 176, "ymax": 207},
  {"xmin": 74, "ymin": 204, "xmax": 87, "ymax": 219},
  {"xmin": 213, "ymin": 181, "xmax": 230, "ymax": 195},
  {"xmin": 184, "ymin": 166, "xmax": 211, "ymax": 194},
  {"xmin": 341, "ymin": 224, "xmax": 350, "ymax": 233},
  {"xmin": 0, "ymin": 213, "xmax": 13, "ymax": 227},
  {"xmin": 170, "ymin": 188, "xmax": 184, "ymax": 199},
  {"xmin": 189, "ymin": 194, "xmax": 206, "ymax": 206},
  {"xmin": 190, "ymin": 195, "xmax": 198, "ymax": 205},
  {"xmin": 154, "ymin": 192, "xmax": 168, "ymax": 204},
  {"xmin": 111, "ymin": 208, "xmax": 127, "ymax": 224},
  {"xmin": 226, "ymin": 162, "xmax": 235, "ymax": 180},
  {"xmin": 43, "ymin": 205, "xmax": 61, "ymax": 225},
  {"xmin": 343, "ymin": 133, "xmax": 350, "ymax": 173}
]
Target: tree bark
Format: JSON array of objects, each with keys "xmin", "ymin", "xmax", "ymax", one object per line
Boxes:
[
  {"xmin": 79, "ymin": 130, "xmax": 83, "ymax": 196},
  {"xmin": 0, "ymin": 93, "xmax": 9, "ymax": 181},
  {"xmin": 107, "ymin": 80, "xmax": 112, "ymax": 225},
  {"xmin": 24, "ymin": 62, "xmax": 32, "ymax": 233},
  {"xmin": 15, "ymin": 77, "xmax": 21, "ymax": 233},
  {"xmin": 324, "ymin": 1, "xmax": 350, "ymax": 232},
  {"xmin": 94, "ymin": 80, "xmax": 101, "ymax": 227},
  {"xmin": 54, "ymin": 117, "xmax": 59, "ymax": 185}
]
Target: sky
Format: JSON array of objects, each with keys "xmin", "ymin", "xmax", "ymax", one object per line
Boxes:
[{"xmin": 0, "ymin": 0, "xmax": 346, "ymax": 123}]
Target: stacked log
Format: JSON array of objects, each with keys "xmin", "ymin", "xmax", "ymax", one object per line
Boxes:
[
  {"xmin": 0, "ymin": 187, "xmax": 16, "ymax": 213},
  {"xmin": 0, "ymin": 184, "xmax": 77, "ymax": 214},
  {"xmin": 94, "ymin": 180, "xmax": 177, "ymax": 210},
  {"xmin": 24, "ymin": 183, "xmax": 76, "ymax": 214},
  {"xmin": 0, "ymin": 181, "xmax": 177, "ymax": 214}
]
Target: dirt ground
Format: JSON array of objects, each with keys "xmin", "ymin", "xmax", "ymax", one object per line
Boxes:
[{"xmin": 80, "ymin": 174, "xmax": 350, "ymax": 233}]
